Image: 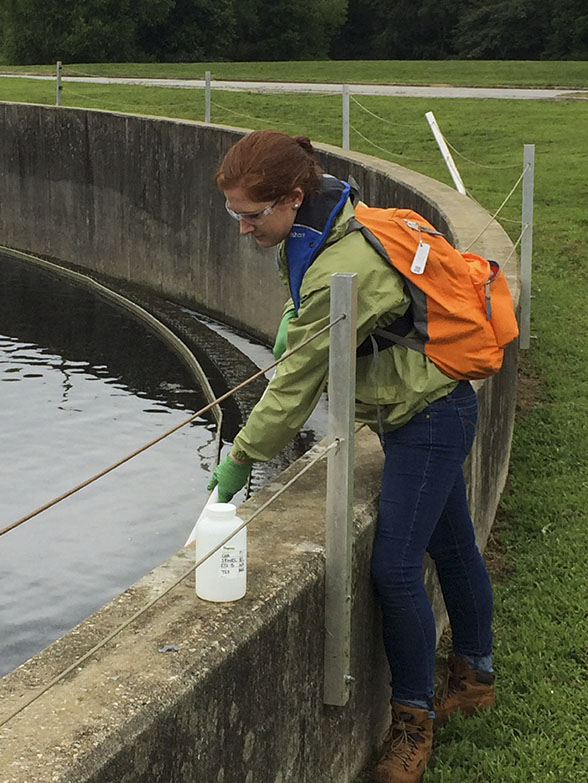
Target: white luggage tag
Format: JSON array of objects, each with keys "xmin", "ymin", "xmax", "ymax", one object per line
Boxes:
[{"xmin": 410, "ymin": 241, "xmax": 430, "ymax": 275}]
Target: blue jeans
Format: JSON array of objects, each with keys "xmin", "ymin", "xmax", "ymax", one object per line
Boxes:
[{"xmin": 371, "ymin": 381, "xmax": 494, "ymax": 709}]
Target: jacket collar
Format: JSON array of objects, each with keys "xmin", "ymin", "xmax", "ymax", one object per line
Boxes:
[{"xmin": 283, "ymin": 176, "xmax": 351, "ymax": 311}]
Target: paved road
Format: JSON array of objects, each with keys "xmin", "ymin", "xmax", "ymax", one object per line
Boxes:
[{"xmin": 3, "ymin": 73, "xmax": 587, "ymax": 100}]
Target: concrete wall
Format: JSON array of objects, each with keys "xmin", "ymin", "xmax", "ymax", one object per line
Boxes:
[{"xmin": 0, "ymin": 104, "xmax": 519, "ymax": 783}]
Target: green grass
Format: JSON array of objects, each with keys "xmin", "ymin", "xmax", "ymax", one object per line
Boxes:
[
  {"xmin": 1, "ymin": 71, "xmax": 587, "ymax": 781},
  {"xmin": 0, "ymin": 76, "xmax": 211, "ymax": 122},
  {"xmin": 1, "ymin": 59, "xmax": 588, "ymax": 88}
]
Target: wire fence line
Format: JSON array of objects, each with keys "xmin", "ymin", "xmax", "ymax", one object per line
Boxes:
[
  {"xmin": 349, "ymin": 93, "xmax": 521, "ymax": 174},
  {"xmin": 344, "ymin": 90, "xmax": 530, "ymax": 258},
  {"xmin": 349, "ymin": 123, "xmax": 424, "ymax": 162},
  {"xmin": 501, "ymin": 223, "xmax": 528, "ymax": 270},
  {"xmin": 63, "ymin": 66, "xmax": 106, "ymax": 78},
  {"xmin": 0, "ymin": 314, "xmax": 345, "ymax": 539},
  {"xmin": 0, "ymin": 260, "xmax": 358, "ymax": 726},
  {"xmin": 206, "ymin": 82, "xmax": 529, "ymax": 257},
  {"xmin": 465, "ymin": 191, "xmax": 524, "ymax": 242},
  {"xmin": 348, "ymin": 97, "xmax": 529, "ymax": 268},
  {"xmin": 53, "ymin": 69, "xmax": 520, "ymax": 174},
  {"xmin": 1, "ymin": 72, "xmax": 532, "ymax": 722},
  {"xmin": 43, "ymin": 67, "xmax": 528, "ymax": 242},
  {"xmin": 12, "ymin": 68, "xmax": 531, "ymax": 326},
  {"xmin": 10, "ymin": 70, "xmax": 531, "ymax": 322},
  {"xmin": 8, "ymin": 69, "xmax": 531, "ymax": 302},
  {"xmin": 66, "ymin": 89, "xmax": 108, "ymax": 103},
  {"xmin": 492, "ymin": 215, "xmax": 522, "ymax": 224},
  {"xmin": 349, "ymin": 109, "xmax": 527, "ymax": 254},
  {"xmin": 350, "ymin": 94, "xmax": 424, "ymax": 130},
  {"xmin": 0, "ymin": 438, "xmax": 339, "ymax": 730},
  {"xmin": 442, "ymin": 135, "xmax": 521, "ymax": 170},
  {"xmin": 463, "ymin": 164, "xmax": 529, "ymax": 252},
  {"xmin": 210, "ymin": 98, "xmax": 279, "ymax": 125},
  {"xmin": 463, "ymin": 184, "xmax": 524, "ymax": 231}
]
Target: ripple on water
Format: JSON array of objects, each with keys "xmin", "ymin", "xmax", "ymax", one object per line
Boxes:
[{"xmin": 0, "ymin": 254, "xmax": 216, "ymax": 677}]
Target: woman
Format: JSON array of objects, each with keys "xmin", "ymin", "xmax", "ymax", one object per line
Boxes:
[{"xmin": 209, "ymin": 129, "xmax": 495, "ymax": 783}]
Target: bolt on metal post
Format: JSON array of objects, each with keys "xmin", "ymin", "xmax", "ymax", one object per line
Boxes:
[
  {"xmin": 323, "ymin": 273, "xmax": 357, "ymax": 706},
  {"xmin": 56, "ymin": 61, "xmax": 62, "ymax": 107}
]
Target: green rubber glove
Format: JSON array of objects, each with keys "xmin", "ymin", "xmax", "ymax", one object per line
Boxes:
[
  {"xmin": 272, "ymin": 308, "xmax": 297, "ymax": 360},
  {"xmin": 207, "ymin": 453, "xmax": 251, "ymax": 503}
]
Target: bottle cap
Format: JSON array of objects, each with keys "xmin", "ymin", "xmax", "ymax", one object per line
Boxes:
[{"xmin": 207, "ymin": 502, "xmax": 237, "ymax": 520}]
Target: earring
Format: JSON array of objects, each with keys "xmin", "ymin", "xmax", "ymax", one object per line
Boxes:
[{"xmin": 294, "ymin": 203, "xmax": 300, "ymax": 208}]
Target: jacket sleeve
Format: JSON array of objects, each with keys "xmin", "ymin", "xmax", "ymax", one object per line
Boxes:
[
  {"xmin": 231, "ymin": 284, "xmax": 332, "ymax": 462},
  {"xmin": 231, "ymin": 232, "xmax": 409, "ymax": 463}
]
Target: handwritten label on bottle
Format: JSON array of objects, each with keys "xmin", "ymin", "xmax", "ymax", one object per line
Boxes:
[{"xmin": 219, "ymin": 547, "xmax": 246, "ymax": 579}]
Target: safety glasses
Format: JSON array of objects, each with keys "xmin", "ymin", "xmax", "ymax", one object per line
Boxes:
[{"xmin": 225, "ymin": 196, "xmax": 281, "ymax": 223}]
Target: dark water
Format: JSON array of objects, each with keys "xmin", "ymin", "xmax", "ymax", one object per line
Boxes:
[
  {"xmin": 185, "ymin": 308, "xmax": 329, "ymax": 494},
  {"xmin": 0, "ymin": 254, "xmax": 218, "ymax": 677}
]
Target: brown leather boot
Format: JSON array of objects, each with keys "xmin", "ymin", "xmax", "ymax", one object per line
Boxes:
[
  {"xmin": 374, "ymin": 702, "xmax": 433, "ymax": 783},
  {"xmin": 434, "ymin": 654, "xmax": 496, "ymax": 727}
]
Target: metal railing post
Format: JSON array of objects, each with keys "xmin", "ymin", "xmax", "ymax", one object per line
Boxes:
[
  {"xmin": 323, "ymin": 273, "xmax": 357, "ymax": 706},
  {"xmin": 342, "ymin": 84, "xmax": 350, "ymax": 150},
  {"xmin": 56, "ymin": 61, "xmax": 62, "ymax": 107},
  {"xmin": 205, "ymin": 71, "xmax": 211, "ymax": 123},
  {"xmin": 519, "ymin": 144, "xmax": 535, "ymax": 349}
]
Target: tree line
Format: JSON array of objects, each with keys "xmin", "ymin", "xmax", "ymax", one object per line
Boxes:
[{"xmin": 1, "ymin": 0, "xmax": 586, "ymax": 64}]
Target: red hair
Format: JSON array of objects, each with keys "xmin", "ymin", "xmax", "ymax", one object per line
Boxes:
[{"xmin": 215, "ymin": 130, "xmax": 323, "ymax": 200}]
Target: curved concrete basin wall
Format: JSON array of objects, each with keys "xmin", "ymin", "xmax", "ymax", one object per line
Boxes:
[{"xmin": 0, "ymin": 104, "xmax": 519, "ymax": 783}]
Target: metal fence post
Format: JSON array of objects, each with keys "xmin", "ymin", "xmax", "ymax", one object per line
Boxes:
[
  {"xmin": 204, "ymin": 71, "xmax": 211, "ymax": 123},
  {"xmin": 519, "ymin": 144, "xmax": 535, "ymax": 349},
  {"xmin": 342, "ymin": 84, "xmax": 350, "ymax": 150},
  {"xmin": 323, "ymin": 273, "xmax": 357, "ymax": 706},
  {"xmin": 56, "ymin": 61, "xmax": 62, "ymax": 107}
]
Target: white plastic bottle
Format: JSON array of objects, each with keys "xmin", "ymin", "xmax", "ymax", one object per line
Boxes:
[{"xmin": 195, "ymin": 503, "xmax": 247, "ymax": 602}]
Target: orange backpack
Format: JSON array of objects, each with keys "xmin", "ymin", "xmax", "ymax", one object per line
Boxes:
[{"xmin": 351, "ymin": 203, "xmax": 519, "ymax": 380}]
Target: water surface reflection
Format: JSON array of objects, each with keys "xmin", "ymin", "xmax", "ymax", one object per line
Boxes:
[{"xmin": 0, "ymin": 254, "xmax": 216, "ymax": 676}]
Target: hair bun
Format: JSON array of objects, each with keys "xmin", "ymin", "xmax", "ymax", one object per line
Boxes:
[
  {"xmin": 216, "ymin": 129, "xmax": 323, "ymax": 199},
  {"xmin": 294, "ymin": 136, "xmax": 315, "ymax": 157}
]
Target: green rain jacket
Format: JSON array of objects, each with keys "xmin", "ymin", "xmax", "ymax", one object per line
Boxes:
[{"xmin": 232, "ymin": 176, "xmax": 457, "ymax": 464}]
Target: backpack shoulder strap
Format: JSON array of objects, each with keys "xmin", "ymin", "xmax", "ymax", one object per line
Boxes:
[
  {"xmin": 346, "ymin": 217, "xmax": 426, "ymax": 357},
  {"xmin": 345, "ymin": 216, "xmax": 390, "ymax": 262}
]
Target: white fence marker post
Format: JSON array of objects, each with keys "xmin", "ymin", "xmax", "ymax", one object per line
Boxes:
[
  {"xmin": 342, "ymin": 84, "xmax": 350, "ymax": 150},
  {"xmin": 519, "ymin": 144, "xmax": 535, "ymax": 349},
  {"xmin": 425, "ymin": 111, "xmax": 466, "ymax": 195},
  {"xmin": 205, "ymin": 71, "xmax": 211, "ymax": 123},
  {"xmin": 56, "ymin": 61, "xmax": 63, "ymax": 107}
]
